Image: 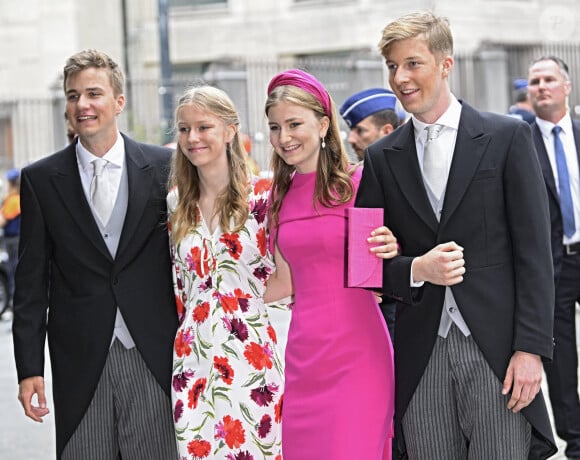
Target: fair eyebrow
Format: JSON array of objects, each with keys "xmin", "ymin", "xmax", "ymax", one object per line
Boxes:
[{"xmin": 66, "ymin": 86, "xmax": 103, "ymax": 94}]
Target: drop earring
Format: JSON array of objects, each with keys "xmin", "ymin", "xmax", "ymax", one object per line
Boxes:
[{"xmin": 321, "ymin": 137, "xmax": 326, "ymax": 149}]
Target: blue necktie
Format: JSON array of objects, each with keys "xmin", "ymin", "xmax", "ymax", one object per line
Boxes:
[{"xmin": 553, "ymin": 125, "xmax": 576, "ymax": 238}]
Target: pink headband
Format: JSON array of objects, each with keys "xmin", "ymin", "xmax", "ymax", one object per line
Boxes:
[{"xmin": 267, "ymin": 68, "xmax": 332, "ymax": 117}]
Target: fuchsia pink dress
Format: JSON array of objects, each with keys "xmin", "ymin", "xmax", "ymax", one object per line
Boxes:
[{"xmin": 276, "ymin": 168, "xmax": 394, "ymax": 459}]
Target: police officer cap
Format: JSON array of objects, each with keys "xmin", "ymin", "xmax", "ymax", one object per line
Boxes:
[
  {"xmin": 340, "ymin": 88, "xmax": 397, "ymax": 128},
  {"xmin": 513, "ymin": 78, "xmax": 528, "ymax": 91},
  {"xmin": 6, "ymin": 168, "xmax": 19, "ymax": 181}
]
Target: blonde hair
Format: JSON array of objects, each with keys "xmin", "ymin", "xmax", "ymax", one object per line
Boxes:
[
  {"xmin": 265, "ymin": 83, "xmax": 354, "ymax": 227},
  {"xmin": 63, "ymin": 49, "xmax": 125, "ymax": 96},
  {"xmin": 378, "ymin": 11, "xmax": 453, "ymax": 61},
  {"xmin": 169, "ymin": 85, "xmax": 250, "ymax": 243}
]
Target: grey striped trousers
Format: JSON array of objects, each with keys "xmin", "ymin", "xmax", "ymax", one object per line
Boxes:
[
  {"xmin": 62, "ymin": 339, "xmax": 177, "ymax": 460},
  {"xmin": 402, "ymin": 324, "xmax": 531, "ymax": 460}
]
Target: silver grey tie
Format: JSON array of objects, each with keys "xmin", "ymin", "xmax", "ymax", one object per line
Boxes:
[
  {"xmin": 423, "ymin": 124, "xmax": 446, "ymax": 199},
  {"xmin": 90, "ymin": 158, "xmax": 112, "ymax": 224}
]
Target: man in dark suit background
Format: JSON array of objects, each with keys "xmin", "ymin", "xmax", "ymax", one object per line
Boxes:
[
  {"xmin": 356, "ymin": 11, "xmax": 556, "ymax": 459},
  {"xmin": 12, "ymin": 49, "xmax": 178, "ymax": 459},
  {"xmin": 528, "ymin": 55, "xmax": 580, "ymax": 460}
]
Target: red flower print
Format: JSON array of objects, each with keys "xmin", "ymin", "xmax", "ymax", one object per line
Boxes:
[
  {"xmin": 274, "ymin": 395, "xmax": 283, "ymax": 423},
  {"xmin": 257, "ymin": 414, "xmax": 272, "ymax": 438},
  {"xmin": 193, "ymin": 302, "xmax": 210, "ymax": 323},
  {"xmin": 186, "ymin": 246, "xmax": 202, "ymax": 277},
  {"xmin": 256, "ymin": 227, "xmax": 267, "ymax": 256},
  {"xmin": 215, "ymin": 415, "xmax": 246, "ymax": 449},
  {"xmin": 252, "ymin": 198, "xmax": 268, "ymax": 224},
  {"xmin": 188, "ymin": 378, "xmax": 207, "ymax": 409},
  {"xmin": 243, "ymin": 342, "xmax": 273, "ymax": 370},
  {"xmin": 173, "ymin": 369, "xmax": 195, "ymax": 392},
  {"xmin": 238, "ymin": 297, "xmax": 250, "ymax": 313},
  {"xmin": 213, "ymin": 356, "xmax": 235, "ymax": 385},
  {"xmin": 186, "ymin": 244, "xmax": 211, "ymax": 278},
  {"xmin": 219, "ymin": 293, "xmax": 239, "ymax": 314},
  {"xmin": 173, "ymin": 399, "xmax": 184, "ymax": 423},
  {"xmin": 275, "ymin": 455, "xmax": 282, "ymax": 460},
  {"xmin": 220, "ymin": 233, "xmax": 243, "ymax": 260},
  {"xmin": 174, "ymin": 329, "xmax": 194, "ymax": 358},
  {"xmin": 175, "ymin": 294, "xmax": 185, "ymax": 319},
  {"xmin": 253, "ymin": 265, "xmax": 269, "ymax": 283},
  {"xmin": 222, "ymin": 317, "xmax": 249, "ymax": 342},
  {"xmin": 226, "ymin": 452, "xmax": 254, "ymax": 460},
  {"xmin": 187, "ymin": 438, "xmax": 211, "ymax": 458},
  {"xmin": 175, "ymin": 265, "xmax": 183, "ymax": 289},
  {"xmin": 253, "ymin": 178, "xmax": 271, "ymax": 194},
  {"xmin": 218, "ymin": 289, "xmax": 251, "ymax": 314},
  {"xmin": 267, "ymin": 325, "xmax": 277, "ymax": 344},
  {"xmin": 250, "ymin": 383, "xmax": 279, "ymax": 407}
]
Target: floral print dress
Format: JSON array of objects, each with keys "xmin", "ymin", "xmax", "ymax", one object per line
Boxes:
[{"xmin": 168, "ymin": 178, "xmax": 284, "ymax": 460}]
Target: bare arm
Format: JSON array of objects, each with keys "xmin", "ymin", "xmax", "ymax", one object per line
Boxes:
[{"xmin": 264, "ymin": 243, "xmax": 294, "ymax": 304}]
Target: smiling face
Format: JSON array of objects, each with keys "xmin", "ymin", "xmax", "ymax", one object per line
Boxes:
[
  {"xmin": 176, "ymin": 102, "xmax": 235, "ymax": 172},
  {"xmin": 267, "ymin": 100, "xmax": 329, "ymax": 174},
  {"xmin": 386, "ymin": 36, "xmax": 453, "ymax": 124},
  {"xmin": 527, "ymin": 59, "xmax": 571, "ymax": 124},
  {"xmin": 65, "ymin": 67, "xmax": 125, "ymax": 151}
]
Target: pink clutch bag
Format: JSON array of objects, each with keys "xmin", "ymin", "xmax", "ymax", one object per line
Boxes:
[{"xmin": 347, "ymin": 207, "xmax": 384, "ymax": 288}]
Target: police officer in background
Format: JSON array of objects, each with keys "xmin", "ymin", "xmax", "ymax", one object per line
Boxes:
[
  {"xmin": 340, "ymin": 88, "xmax": 402, "ymax": 161},
  {"xmin": 508, "ymin": 78, "xmax": 535, "ymax": 124}
]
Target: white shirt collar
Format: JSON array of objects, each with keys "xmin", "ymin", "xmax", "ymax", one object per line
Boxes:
[
  {"xmin": 76, "ymin": 131, "xmax": 125, "ymax": 171},
  {"xmin": 412, "ymin": 96, "xmax": 462, "ymax": 143},
  {"xmin": 535, "ymin": 113, "xmax": 573, "ymax": 140}
]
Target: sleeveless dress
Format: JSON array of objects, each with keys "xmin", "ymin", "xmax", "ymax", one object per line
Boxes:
[
  {"xmin": 168, "ymin": 177, "xmax": 284, "ymax": 460},
  {"xmin": 277, "ymin": 168, "xmax": 394, "ymax": 459}
]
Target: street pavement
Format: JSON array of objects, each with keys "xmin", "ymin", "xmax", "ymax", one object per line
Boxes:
[
  {"xmin": 0, "ymin": 316, "xmax": 55, "ymax": 459},
  {"xmin": 0, "ymin": 308, "xmax": 572, "ymax": 459}
]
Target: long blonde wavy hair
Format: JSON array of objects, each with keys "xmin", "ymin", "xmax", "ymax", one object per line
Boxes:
[
  {"xmin": 169, "ymin": 85, "xmax": 250, "ymax": 243},
  {"xmin": 265, "ymin": 84, "xmax": 354, "ymax": 227}
]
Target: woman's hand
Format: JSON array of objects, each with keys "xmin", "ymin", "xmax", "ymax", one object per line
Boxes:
[{"xmin": 368, "ymin": 226, "xmax": 399, "ymax": 259}]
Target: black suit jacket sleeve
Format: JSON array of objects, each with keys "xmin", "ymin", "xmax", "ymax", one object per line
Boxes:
[{"xmin": 13, "ymin": 167, "xmax": 51, "ymax": 381}]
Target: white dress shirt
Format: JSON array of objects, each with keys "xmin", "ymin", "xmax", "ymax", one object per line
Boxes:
[
  {"xmin": 409, "ymin": 96, "xmax": 471, "ymax": 338},
  {"xmin": 76, "ymin": 133, "xmax": 135, "ymax": 349},
  {"xmin": 535, "ymin": 114, "xmax": 580, "ymax": 245}
]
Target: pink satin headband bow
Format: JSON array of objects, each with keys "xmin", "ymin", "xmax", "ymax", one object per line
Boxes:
[{"xmin": 267, "ymin": 68, "xmax": 332, "ymax": 117}]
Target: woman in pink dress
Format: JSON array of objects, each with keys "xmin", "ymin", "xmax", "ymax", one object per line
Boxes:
[{"xmin": 264, "ymin": 69, "xmax": 396, "ymax": 459}]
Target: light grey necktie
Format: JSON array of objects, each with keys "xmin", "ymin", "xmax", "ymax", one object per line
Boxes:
[
  {"xmin": 90, "ymin": 158, "xmax": 112, "ymax": 224},
  {"xmin": 423, "ymin": 124, "xmax": 446, "ymax": 199}
]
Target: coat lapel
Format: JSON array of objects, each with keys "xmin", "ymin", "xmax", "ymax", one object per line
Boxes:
[
  {"xmin": 115, "ymin": 135, "xmax": 155, "ymax": 261},
  {"xmin": 50, "ymin": 144, "xmax": 113, "ymax": 259},
  {"xmin": 385, "ymin": 123, "xmax": 439, "ymax": 233},
  {"xmin": 532, "ymin": 123, "xmax": 559, "ymax": 202},
  {"xmin": 439, "ymin": 104, "xmax": 489, "ymax": 229}
]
